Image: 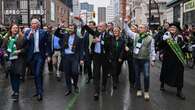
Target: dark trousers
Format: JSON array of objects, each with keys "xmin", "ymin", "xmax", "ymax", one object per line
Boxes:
[
  {"xmin": 134, "ymin": 59, "xmax": 150, "ymax": 92},
  {"xmin": 10, "ymin": 60, "xmax": 20, "ymax": 93},
  {"xmin": 116, "ymin": 61, "xmax": 123, "ymax": 79},
  {"xmin": 47, "ymin": 60, "xmax": 53, "ymax": 72},
  {"xmin": 84, "ymin": 52, "xmax": 92, "ymax": 79},
  {"xmin": 32, "ymin": 53, "xmax": 45, "ymax": 95},
  {"xmin": 19, "ymin": 57, "xmax": 26, "ymax": 80},
  {"xmin": 128, "ymin": 59, "xmax": 135, "ymax": 85},
  {"xmin": 63, "ymin": 54, "xmax": 79, "ymax": 91},
  {"xmin": 93, "ymin": 53, "xmax": 109, "ymax": 94},
  {"xmin": 111, "ymin": 60, "xmax": 123, "ymax": 87}
]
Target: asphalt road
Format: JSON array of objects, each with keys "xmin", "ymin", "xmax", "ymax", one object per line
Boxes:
[{"xmin": 0, "ymin": 61, "xmax": 195, "ymax": 110}]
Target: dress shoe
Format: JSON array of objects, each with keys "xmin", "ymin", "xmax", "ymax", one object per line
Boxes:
[
  {"xmin": 113, "ymin": 85, "xmax": 117, "ymax": 90},
  {"xmin": 74, "ymin": 87, "xmax": 79, "ymax": 93},
  {"xmin": 94, "ymin": 93, "xmax": 99, "ymax": 101},
  {"xmin": 11, "ymin": 93, "xmax": 19, "ymax": 102},
  {"xmin": 56, "ymin": 76, "xmax": 61, "ymax": 82},
  {"xmin": 160, "ymin": 83, "xmax": 165, "ymax": 91},
  {"xmin": 86, "ymin": 78, "xmax": 92, "ymax": 84},
  {"xmin": 33, "ymin": 94, "xmax": 38, "ymax": 97},
  {"xmin": 65, "ymin": 91, "xmax": 72, "ymax": 96},
  {"xmin": 101, "ymin": 86, "xmax": 106, "ymax": 92},
  {"xmin": 176, "ymin": 92, "xmax": 186, "ymax": 100},
  {"xmin": 130, "ymin": 84, "xmax": 135, "ymax": 89},
  {"xmin": 37, "ymin": 95, "xmax": 43, "ymax": 101},
  {"xmin": 11, "ymin": 92, "xmax": 18, "ymax": 97}
]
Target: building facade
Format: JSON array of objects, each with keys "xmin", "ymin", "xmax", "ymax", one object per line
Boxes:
[
  {"xmin": 166, "ymin": 0, "xmax": 195, "ymax": 27},
  {"xmin": 126, "ymin": 0, "xmax": 167, "ymax": 27},
  {"xmin": 73, "ymin": 0, "xmax": 80, "ymax": 16},
  {"xmin": 98, "ymin": 7, "xmax": 106, "ymax": 23},
  {"xmin": 80, "ymin": 2, "xmax": 94, "ymax": 23},
  {"xmin": 80, "ymin": 2, "xmax": 94, "ymax": 12},
  {"xmin": 106, "ymin": 0, "xmax": 115, "ymax": 22},
  {"xmin": 1, "ymin": 0, "xmax": 72, "ymax": 27},
  {"xmin": 183, "ymin": 0, "xmax": 195, "ymax": 25},
  {"xmin": 0, "ymin": 0, "xmax": 2, "ymax": 25}
]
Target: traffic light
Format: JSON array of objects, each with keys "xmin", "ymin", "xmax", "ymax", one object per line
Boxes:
[
  {"xmin": 151, "ymin": 15, "xmax": 154, "ymax": 21},
  {"xmin": 92, "ymin": 11, "xmax": 95, "ymax": 18},
  {"xmin": 17, "ymin": 15, "xmax": 22, "ymax": 25}
]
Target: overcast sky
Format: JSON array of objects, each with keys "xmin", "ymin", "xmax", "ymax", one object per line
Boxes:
[
  {"xmin": 79, "ymin": 0, "xmax": 110, "ymax": 7},
  {"xmin": 79, "ymin": 0, "xmax": 111, "ymax": 22}
]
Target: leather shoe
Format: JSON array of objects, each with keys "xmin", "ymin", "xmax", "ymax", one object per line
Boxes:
[
  {"xmin": 113, "ymin": 85, "xmax": 117, "ymax": 90},
  {"xmin": 74, "ymin": 87, "xmax": 79, "ymax": 93},
  {"xmin": 65, "ymin": 91, "xmax": 72, "ymax": 96},
  {"xmin": 94, "ymin": 93, "xmax": 99, "ymax": 101},
  {"xmin": 86, "ymin": 78, "xmax": 92, "ymax": 84},
  {"xmin": 101, "ymin": 86, "xmax": 106, "ymax": 92},
  {"xmin": 37, "ymin": 95, "xmax": 43, "ymax": 101},
  {"xmin": 176, "ymin": 92, "xmax": 186, "ymax": 100},
  {"xmin": 56, "ymin": 76, "xmax": 61, "ymax": 82},
  {"xmin": 33, "ymin": 94, "xmax": 38, "ymax": 97},
  {"xmin": 160, "ymin": 83, "xmax": 165, "ymax": 91}
]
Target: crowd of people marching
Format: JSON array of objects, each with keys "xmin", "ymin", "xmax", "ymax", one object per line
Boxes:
[{"xmin": 0, "ymin": 16, "xmax": 195, "ymax": 102}]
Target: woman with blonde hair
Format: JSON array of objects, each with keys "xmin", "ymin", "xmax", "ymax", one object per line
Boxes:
[
  {"xmin": 109, "ymin": 26, "xmax": 125, "ymax": 89},
  {"xmin": 2, "ymin": 23, "xmax": 26, "ymax": 101}
]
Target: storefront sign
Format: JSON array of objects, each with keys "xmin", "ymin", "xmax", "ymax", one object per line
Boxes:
[{"xmin": 184, "ymin": 0, "xmax": 195, "ymax": 13}]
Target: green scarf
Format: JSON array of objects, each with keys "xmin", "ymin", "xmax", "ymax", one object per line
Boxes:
[
  {"xmin": 7, "ymin": 35, "xmax": 17, "ymax": 53},
  {"xmin": 137, "ymin": 33, "xmax": 149, "ymax": 43},
  {"xmin": 167, "ymin": 38, "xmax": 186, "ymax": 65}
]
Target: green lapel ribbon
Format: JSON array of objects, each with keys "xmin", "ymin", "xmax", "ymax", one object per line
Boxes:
[
  {"xmin": 167, "ymin": 38, "xmax": 186, "ymax": 65},
  {"xmin": 115, "ymin": 40, "xmax": 119, "ymax": 49}
]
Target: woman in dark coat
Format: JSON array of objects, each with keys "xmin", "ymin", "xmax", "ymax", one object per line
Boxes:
[
  {"xmin": 1, "ymin": 24, "xmax": 26, "ymax": 101},
  {"xmin": 160, "ymin": 23, "xmax": 186, "ymax": 100},
  {"xmin": 108, "ymin": 26, "xmax": 125, "ymax": 89}
]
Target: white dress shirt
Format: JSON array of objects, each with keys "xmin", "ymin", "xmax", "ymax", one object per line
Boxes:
[{"xmin": 34, "ymin": 30, "xmax": 40, "ymax": 53}]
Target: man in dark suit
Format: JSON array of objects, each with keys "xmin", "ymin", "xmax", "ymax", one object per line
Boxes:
[
  {"xmin": 81, "ymin": 20, "xmax": 111, "ymax": 101},
  {"xmin": 82, "ymin": 21, "xmax": 96, "ymax": 84},
  {"xmin": 55, "ymin": 23, "xmax": 84, "ymax": 96},
  {"xmin": 24, "ymin": 19, "xmax": 51, "ymax": 101}
]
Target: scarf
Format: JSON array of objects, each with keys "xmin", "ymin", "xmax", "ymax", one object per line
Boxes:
[
  {"xmin": 137, "ymin": 33, "xmax": 149, "ymax": 43},
  {"xmin": 7, "ymin": 35, "xmax": 18, "ymax": 53}
]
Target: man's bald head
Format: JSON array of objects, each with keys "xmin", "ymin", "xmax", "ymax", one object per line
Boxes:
[{"xmin": 98, "ymin": 22, "xmax": 107, "ymax": 32}]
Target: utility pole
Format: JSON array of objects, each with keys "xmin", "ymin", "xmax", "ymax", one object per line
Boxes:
[
  {"xmin": 27, "ymin": 0, "xmax": 30, "ymax": 27},
  {"xmin": 149, "ymin": 0, "xmax": 151, "ymax": 29},
  {"xmin": 1, "ymin": 0, "xmax": 4, "ymax": 25},
  {"xmin": 40, "ymin": 0, "xmax": 43, "ymax": 29}
]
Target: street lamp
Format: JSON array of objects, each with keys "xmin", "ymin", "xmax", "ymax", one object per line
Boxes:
[
  {"xmin": 27, "ymin": 0, "xmax": 30, "ymax": 27},
  {"xmin": 40, "ymin": 0, "xmax": 43, "ymax": 29},
  {"xmin": 149, "ymin": 0, "xmax": 151, "ymax": 29},
  {"xmin": 70, "ymin": 12, "xmax": 74, "ymax": 24},
  {"xmin": 1, "ymin": 0, "xmax": 4, "ymax": 25}
]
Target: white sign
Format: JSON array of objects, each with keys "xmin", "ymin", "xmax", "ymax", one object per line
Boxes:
[
  {"xmin": 5, "ymin": 10, "xmax": 20, "ymax": 15},
  {"xmin": 51, "ymin": 0, "xmax": 55, "ymax": 21}
]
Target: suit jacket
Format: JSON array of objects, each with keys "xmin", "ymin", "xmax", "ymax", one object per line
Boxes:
[
  {"xmin": 54, "ymin": 28, "xmax": 84, "ymax": 61},
  {"xmin": 1, "ymin": 34, "xmax": 27, "ymax": 58},
  {"xmin": 24, "ymin": 29, "xmax": 52, "ymax": 62},
  {"xmin": 109, "ymin": 37, "xmax": 125, "ymax": 61},
  {"xmin": 82, "ymin": 31, "xmax": 90, "ymax": 53},
  {"xmin": 82, "ymin": 25, "xmax": 111, "ymax": 55}
]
